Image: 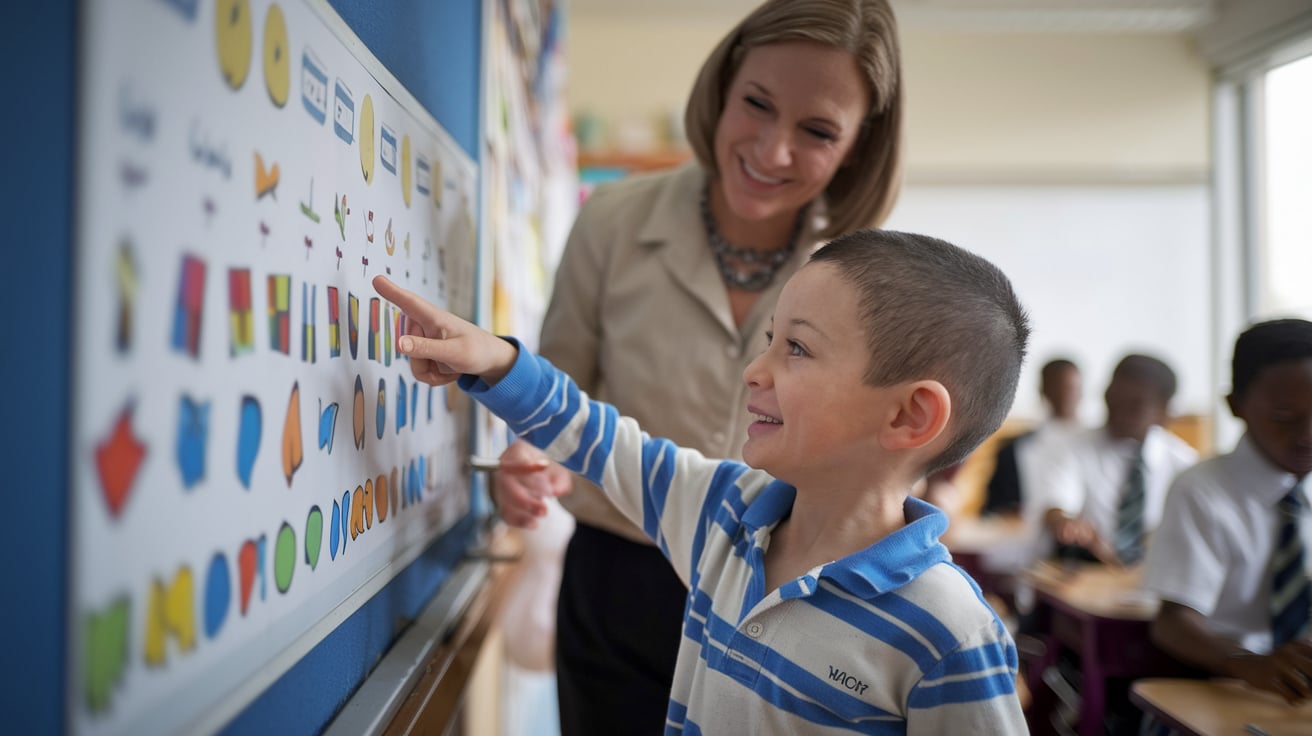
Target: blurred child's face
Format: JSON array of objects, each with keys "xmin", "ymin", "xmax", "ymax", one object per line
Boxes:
[
  {"xmin": 1104, "ymin": 377, "xmax": 1167, "ymax": 442},
  {"xmin": 741, "ymin": 263, "xmax": 893, "ymax": 486},
  {"xmin": 1042, "ymin": 367, "xmax": 1082, "ymax": 421},
  {"xmin": 1228, "ymin": 357, "xmax": 1312, "ymax": 477},
  {"xmin": 713, "ymin": 41, "xmax": 869, "ymax": 232}
]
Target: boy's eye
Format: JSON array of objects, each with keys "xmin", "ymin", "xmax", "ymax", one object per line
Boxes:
[
  {"xmin": 764, "ymin": 330, "xmax": 773, "ymax": 345},
  {"xmin": 787, "ymin": 340, "xmax": 806, "ymax": 357}
]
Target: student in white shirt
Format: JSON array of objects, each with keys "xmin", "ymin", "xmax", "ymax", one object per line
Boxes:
[
  {"xmin": 983, "ymin": 357, "xmax": 1084, "ymax": 518},
  {"xmin": 1143, "ymin": 318, "xmax": 1312, "ymax": 704},
  {"xmin": 1037, "ymin": 354, "xmax": 1197, "ymax": 565}
]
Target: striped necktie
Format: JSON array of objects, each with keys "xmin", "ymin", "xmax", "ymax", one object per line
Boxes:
[
  {"xmin": 1114, "ymin": 446, "xmax": 1147, "ymax": 564},
  {"xmin": 1272, "ymin": 486, "xmax": 1311, "ymax": 646}
]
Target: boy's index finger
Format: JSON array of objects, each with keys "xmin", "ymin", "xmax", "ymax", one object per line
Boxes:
[
  {"xmin": 373, "ymin": 275, "xmax": 436, "ymax": 321},
  {"xmin": 371, "ymin": 274, "xmax": 411, "ymax": 306}
]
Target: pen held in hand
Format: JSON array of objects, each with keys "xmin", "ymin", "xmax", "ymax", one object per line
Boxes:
[{"xmin": 468, "ymin": 455, "xmax": 551, "ymax": 473}]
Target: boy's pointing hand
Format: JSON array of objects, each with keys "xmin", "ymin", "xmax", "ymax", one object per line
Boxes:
[{"xmin": 372, "ymin": 275, "xmax": 518, "ymax": 386}]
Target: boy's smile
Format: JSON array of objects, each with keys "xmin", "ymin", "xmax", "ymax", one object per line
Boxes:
[{"xmin": 741, "ymin": 263, "xmax": 894, "ymax": 488}]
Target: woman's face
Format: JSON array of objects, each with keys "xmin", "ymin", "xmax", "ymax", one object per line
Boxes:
[{"xmin": 714, "ymin": 41, "xmax": 870, "ymax": 230}]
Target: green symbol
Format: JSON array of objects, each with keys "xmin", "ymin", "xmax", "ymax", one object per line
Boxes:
[
  {"xmin": 274, "ymin": 522, "xmax": 296, "ymax": 593},
  {"xmin": 305, "ymin": 506, "xmax": 323, "ymax": 570},
  {"xmin": 84, "ymin": 597, "xmax": 130, "ymax": 712},
  {"xmin": 300, "ymin": 178, "xmax": 321, "ymax": 223}
]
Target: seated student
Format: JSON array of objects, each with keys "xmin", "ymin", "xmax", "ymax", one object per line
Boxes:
[
  {"xmin": 1037, "ymin": 354, "xmax": 1198, "ymax": 565},
  {"xmin": 983, "ymin": 358, "xmax": 1083, "ymax": 518},
  {"xmin": 1142, "ymin": 318, "xmax": 1312, "ymax": 704},
  {"xmin": 373, "ymin": 229, "xmax": 1030, "ymax": 734}
]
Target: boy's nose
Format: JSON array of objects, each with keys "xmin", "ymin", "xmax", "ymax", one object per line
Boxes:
[{"xmin": 743, "ymin": 352, "xmax": 769, "ymax": 388}]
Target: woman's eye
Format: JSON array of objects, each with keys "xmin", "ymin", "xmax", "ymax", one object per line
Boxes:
[
  {"xmin": 745, "ymin": 95, "xmax": 769, "ymax": 111},
  {"xmin": 804, "ymin": 126, "xmax": 836, "ymax": 142}
]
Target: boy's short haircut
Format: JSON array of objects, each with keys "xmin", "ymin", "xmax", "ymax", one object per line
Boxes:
[
  {"xmin": 809, "ymin": 229, "xmax": 1030, "ymax": 472},
  {"xmin": 1232, "ymin": 318, "xmax": 1312, "ymax": 398},
  {"xmin": 1111, "ymin": 354, "xmax": 1177, "ymax": 404}
]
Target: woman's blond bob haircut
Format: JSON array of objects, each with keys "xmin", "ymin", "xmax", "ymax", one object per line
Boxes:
[{"xmin": 684, "ymin": 0, "xmax": 904, "ymax": 238}]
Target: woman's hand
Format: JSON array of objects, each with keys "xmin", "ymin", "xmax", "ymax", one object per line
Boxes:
[
  {"xmin": 493, "ymin": 440, "xmax": 574, "ymax": 529},
  {"xmin": 373, "ymin": 275, "xmax": 518, "ymax": 386}
]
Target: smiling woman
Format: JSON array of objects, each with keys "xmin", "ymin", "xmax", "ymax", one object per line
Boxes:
[{"xmin": 486, "ymin": 1, "xmax": 908, "ymax": 732}]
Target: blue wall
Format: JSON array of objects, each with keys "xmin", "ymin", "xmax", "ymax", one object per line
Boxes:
[{"xmin": 0, "ymin": 1, "xmax": 481, "ymax": 733}]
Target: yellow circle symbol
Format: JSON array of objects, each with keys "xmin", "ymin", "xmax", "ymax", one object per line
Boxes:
[
  {"xmin": 359, "ymin": 95, "xmax": 376, "ymax": 185},
  {"xmin": 215, "ymin": 0, "xmax": 253, "ymax": 90},
  {"xmin": 400, "ymin": 135, "xmax": 412, "ymax": 207},
  {"xmin": 263, "ymin": 4, "xmax": 290, "ymax": 107}
]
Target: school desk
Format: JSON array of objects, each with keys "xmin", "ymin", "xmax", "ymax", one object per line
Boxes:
[
  {"xmin": 1130, "ymin": 678, "xmax": 1312, "ymax": 736},
  {"xmin": 1024, "ymin": 561, "xmax": 1188, "ymax": 736},
  {"xmin": 943, "ymin": 514, "xmax": 1028, "ymax": 604}
]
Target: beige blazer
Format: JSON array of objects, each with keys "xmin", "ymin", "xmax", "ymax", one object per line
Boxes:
[{"xmin": 539, "ymin": 162, "xmax": 824, "ymax": 543}]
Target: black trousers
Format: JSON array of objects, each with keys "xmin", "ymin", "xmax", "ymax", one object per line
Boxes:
[{"xmin": 555, "ymin": 523, "xmax": 688, "ymax": 736}]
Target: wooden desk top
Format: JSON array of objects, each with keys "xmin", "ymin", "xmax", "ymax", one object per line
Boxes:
[
  {"xmin": 1024, "ymin": 560, "xmax": 1159, "ymax": 621},
  {"xmin": 1131, "ymin": 678, "xmax": 1312, "ymax": 736},
  {"xmin": 943, "ymin": 515, "xmax": 1027, "ymax": 553}
]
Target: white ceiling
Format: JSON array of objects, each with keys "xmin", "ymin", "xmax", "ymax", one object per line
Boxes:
[{"xmin": 568, "ymin": 0, "xmax": 1219, "ymax": 33}]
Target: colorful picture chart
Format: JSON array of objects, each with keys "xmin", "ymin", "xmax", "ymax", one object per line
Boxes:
[{"xmin": 70, "ymin": 1, "xmax": 479, "ymax": 734}]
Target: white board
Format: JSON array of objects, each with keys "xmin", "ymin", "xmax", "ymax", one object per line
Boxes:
[{"xmin": 69, "ymin": 1, "xmax": 479, "ymax": 733}]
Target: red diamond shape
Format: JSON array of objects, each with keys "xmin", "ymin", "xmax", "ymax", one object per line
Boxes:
[{"xmin": 95, "ymin": 404, "xmax": 146, "ymax": 519}]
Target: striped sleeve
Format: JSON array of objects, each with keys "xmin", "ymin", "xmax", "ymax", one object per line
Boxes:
[
  {"xmin": 461, "ymin": 343, "xmax": 735, "ymax": 582},
  {"xmin": 906, "ymin": 619, "xmax": 1026, "ymax": 735}
]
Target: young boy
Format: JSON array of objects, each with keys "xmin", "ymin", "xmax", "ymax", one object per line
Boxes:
[
  {"xmin": 1036, "ymin": 354, "xmax": 1197, "ymax": 565},
  {"xmin": 373, "ymin": 229, "xmax": 1031, "ymax": 734},
  {"xmin": 1142, "ymin": 318, "xmax": 1312, "ymax": 704}
]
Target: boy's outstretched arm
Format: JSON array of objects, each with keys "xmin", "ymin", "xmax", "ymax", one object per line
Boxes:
[{"xmin": 372, "ymin": 275, "xmax": 518, "ymax": 387}]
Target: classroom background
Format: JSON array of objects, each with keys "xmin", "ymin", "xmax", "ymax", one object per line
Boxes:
[{"xmin": 3, "ymin": 0, "xmax": 1310, "ymax": 734}]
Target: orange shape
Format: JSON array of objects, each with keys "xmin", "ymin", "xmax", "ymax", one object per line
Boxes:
[
  {"xmin": 95, "ymin": 405, "xmax": 146, "ymax": 519},
  {"xmin": 281, "ymin": 382, "xmax": 303, "ymax": 486},
  {"xmin": 237, "ymin": 540, "xmax": 257, "ymax": 615},
  {"xmin": 352, "ymin": 376, "xmax": 366, "ymax": 449},
  {"xmin": 374, "ymin": 472, "xmax": 389, "ymax": 522},
  {"xmin": 255, "ymin": 151, "xmax": 280, "ymax": 199}
]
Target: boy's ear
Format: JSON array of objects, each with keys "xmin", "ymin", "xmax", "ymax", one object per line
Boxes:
[
  {"xmin": 1225, "ymin": 392, "xmax": 1243, "ymax": 420},
  {"xmin": 880, "ymin": 380, "xmax": 951, "ymax": 452}
]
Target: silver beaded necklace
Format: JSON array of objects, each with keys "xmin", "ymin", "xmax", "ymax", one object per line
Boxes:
[{"xmin": 701, "ymin": 181, "xmax": 804, "ymax": 292}]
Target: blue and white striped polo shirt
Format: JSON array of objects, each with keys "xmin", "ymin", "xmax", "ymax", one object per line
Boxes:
[{"xmin": 463, "ymin": 345, "xmax": 1026, "ymax": 735}]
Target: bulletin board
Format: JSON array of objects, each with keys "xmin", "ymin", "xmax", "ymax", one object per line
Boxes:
[{"xmin": 68, "ymin": 1, "xmax": 479, "ymax": 734}]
